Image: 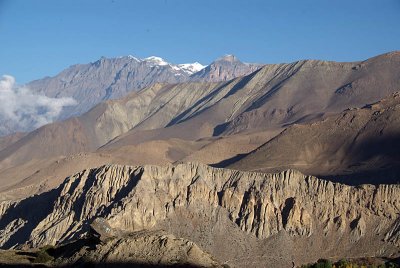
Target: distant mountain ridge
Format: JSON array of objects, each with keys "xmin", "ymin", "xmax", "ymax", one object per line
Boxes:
[{"xmin": 26, "ymin": 54, "xmax": 262, "ymax": 124}]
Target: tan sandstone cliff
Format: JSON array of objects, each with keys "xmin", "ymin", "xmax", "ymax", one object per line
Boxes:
[{"xmin": 0, "ymin": 163, "xmax": 398, "ymax": 267}]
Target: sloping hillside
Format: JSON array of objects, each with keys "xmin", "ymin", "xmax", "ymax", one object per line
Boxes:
[{"xmin": 230, "ymin": 92, "xmax": 400, "ymax": 184}]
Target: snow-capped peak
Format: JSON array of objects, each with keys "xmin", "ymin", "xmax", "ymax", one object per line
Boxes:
[
  {"xmin": 141, "ymin": 56, "xmax": 205, "ymax": 75},
  {"xmin": 143, "ymin": 56, "xmax": 169, "ymax": 66},
  {"xmin": 98, "ymin": 55, "xmax": 206, "ymax": 75},
  {"xmin": 127, "ymin": 55, "xmax": 140, "ymax": 61},
  {"xmin": 177, "ymin": 62, "xmax": 206, "ymax": 75}
]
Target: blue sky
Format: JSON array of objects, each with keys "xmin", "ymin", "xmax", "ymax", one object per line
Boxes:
[{"xmin": 1, "ymin": 0, "xmax": 399, "ymax": 83}]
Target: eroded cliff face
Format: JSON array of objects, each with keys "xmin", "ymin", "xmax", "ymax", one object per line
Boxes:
[{"xmin": 0, "ymin": 163, "xmax": 399, "ymax": 265}]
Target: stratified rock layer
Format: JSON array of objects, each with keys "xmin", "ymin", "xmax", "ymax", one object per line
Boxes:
[{"xmin": 0, "ymin": 163, "xmax": 399, "ymax": 267}]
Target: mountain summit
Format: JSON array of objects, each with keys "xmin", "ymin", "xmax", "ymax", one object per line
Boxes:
[
  {"xmin": 215, "ymin": 54, "xmax": 239, "ymax": 62},
  {"xmin": 190, "ymin": 54, "xmax": 263, "ymax": 82}
]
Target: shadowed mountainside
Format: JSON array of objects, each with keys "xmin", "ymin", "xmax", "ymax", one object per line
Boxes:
[{"xmin": 230, "ymin": 92, "xmax": 400, "ymax": 184}]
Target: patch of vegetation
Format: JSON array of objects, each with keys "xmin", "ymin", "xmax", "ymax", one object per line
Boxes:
[
  {"xmin": 300, "ymin": 259, "xmax": 332, "ymax": 268},
  {"xmin": 31, "ymin": 245, "xmax": 55, "ymax": 264},
  {"xmin": 300, "ymin": 258, "xmax": 399, "ymax": 268}
]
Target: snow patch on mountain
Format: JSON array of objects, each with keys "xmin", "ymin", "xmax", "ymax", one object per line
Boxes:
[
  {"xmin": 178, "ymin": 62, "xmax": 205, "ymax": 74},
  {"xmin": 142, "ymin": 56, "xmax": 205, "ymax": 75},
  {"xmin": 127, "ymin": 55, "xmax": 140, "ymax": 61},
  {"xmin": 143, "ymin": 56, "xmax": 169, "ymax": 66}
]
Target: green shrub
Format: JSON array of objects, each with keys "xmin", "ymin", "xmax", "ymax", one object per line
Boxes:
[
  {"xmin": 31, "ymin": 246, "xmax": 54, "ymax": 263},
  {"xmin": 314, "ymin": 259, "xmax": 333, "ymax": 268},
  {"xmin": 299, "ymin": 259, "xmax": 399, "ymax": 268},
  {"xmin": 336, "ymin": 259, "xmax": 349, "ymax": 268}
]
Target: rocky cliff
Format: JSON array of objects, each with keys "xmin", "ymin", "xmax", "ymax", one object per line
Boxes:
[{"xmin": 0, "ymin": 163, "xmax": 398, "ymax": 267}]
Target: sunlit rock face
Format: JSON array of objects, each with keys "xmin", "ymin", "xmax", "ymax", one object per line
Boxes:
[{"xmin": 0, "ymin": 163, "xmax": 398, "ymax": 267}]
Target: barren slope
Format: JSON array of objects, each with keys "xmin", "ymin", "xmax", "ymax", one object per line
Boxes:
[
  {"xmin": 0, "ymin": 82, "xmax": 221, "ymax": 170},
  {"xmin": 230, "ymin": 92, "xmax": 400, "ymax": 184},
  {"xmin": 0, "ymin": 132, "xmax": 271, "ymax": 201},
  {"xmin": 0, "ymin": 139, "xmax": 199, "ymax": 201},
  {"xmin": 99, "ymin": 51, "xmax": 400, "ymax": 151}
]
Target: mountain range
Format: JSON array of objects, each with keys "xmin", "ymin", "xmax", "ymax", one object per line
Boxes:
[
  {"xmin": 26, "ymin": 54, "xmax": 262, "ymax": 122},
  {"xmin": 0, "ymin": 51, "xmax": 399, "ymax": 267},
  {"xmin": 1, "ymin": 52, "xmax": 399, "ymax": 178}
]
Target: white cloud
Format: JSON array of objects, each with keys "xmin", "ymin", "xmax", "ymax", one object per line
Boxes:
[{"xmin": 0, "ymin": 75, "xmax": 77, "ymax": 134}]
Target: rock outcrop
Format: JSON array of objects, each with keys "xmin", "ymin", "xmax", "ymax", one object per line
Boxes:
[
  {"xmin": 384, "ymin": 218, "xmax": 400, "ymax": 246},
  {"xmin": 58, "ymin": 230, "xmax": 222, "ymax": 267},
  {"xmin": 89, "ymin": 217, "xmax": 118, "ymax": 242},
  {"xmin": 0, "ymin": 163, "xmax": 398, "ymax": 267}
]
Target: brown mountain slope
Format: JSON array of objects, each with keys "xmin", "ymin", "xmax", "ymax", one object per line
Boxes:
[
  {"xmin": 187, "ymin": 51, "xmax": 400, "ymax": 135},
  {"xmin": 0, "ymin": 126, "xmax": 251, "ymax": 200},
  {"xmin": 180, "ymin": 129, "xmax": 282, "ymax": 166},
  {"xmin": 230, "ymin": 92, "xmax": 400, "ymax": 184},
  {"xmin": 0, "ymin": 133, "xmax": 25, "ymax": 151},
  {"xmin": 0, "ymin": 82, "xmax": 222, "ymax": 170},
  {"xmin": 96, "ymin": 51, "xmax": 400, "ymax": 151},
  {"xmin": 114, "ymin": 51, "xmax": 400, "ymax": 141},
  {"xmin": 0, "ymin": 132, "xmax": 271, "ymax": 201},
  {"xmin": 0, "ymin": 118, "xmax": 95, "ymax": 171}
]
